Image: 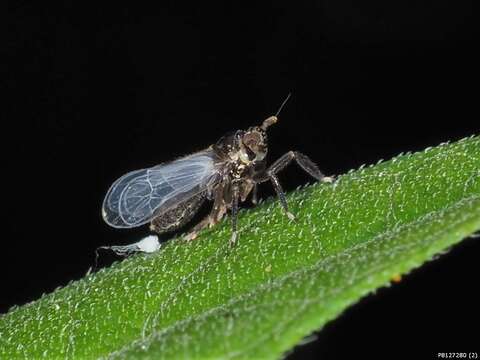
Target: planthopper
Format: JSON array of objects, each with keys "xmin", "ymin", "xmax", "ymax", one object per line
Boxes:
[{"xmin": 102, "ymin": 95, "xmax": 334, "ymax": 245}]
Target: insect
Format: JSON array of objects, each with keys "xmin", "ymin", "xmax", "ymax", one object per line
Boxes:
[{"xmin": 102, "ymin": 95, "xmax": 334, "ymax": 245}]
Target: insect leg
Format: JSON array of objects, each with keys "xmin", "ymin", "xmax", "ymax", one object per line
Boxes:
[
  {"xmin": 230, "ymin": 182, "xmax": 240, "ymax": 246},
  {"xmin": 269, "ymin": 174, "xmax": 295, "ymax": 220},
  {"xmin": 251, "ymin": 184, "xmax": 258, "ymax": 205},
  {"xmin": 253, "ymin": 151, "xmax": 333, "ymax": 220},
  {"xmin": 267, "ymin": 151, "xmax": 334, "ymax": 182},
  {"xmin": 253, "ymin": 168, "xmax": 293, "ymax": 218},
  {"xmin": 184, "ymin": 185, "xmax": 227, "ymax": 241}
]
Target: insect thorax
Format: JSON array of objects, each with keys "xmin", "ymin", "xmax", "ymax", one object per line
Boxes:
[{"xmin": 213, "ymin": 128, "xmax": 268, "ymax": 178}]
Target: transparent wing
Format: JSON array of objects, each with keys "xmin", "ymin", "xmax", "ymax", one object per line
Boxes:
[{"xmin": 102, "ymin": 150, "xmax": 218, "ymax": 228}]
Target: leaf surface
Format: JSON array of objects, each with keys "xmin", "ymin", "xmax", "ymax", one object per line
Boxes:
[{"xmin": 1, "ymin": 136, "xmax": 479, "ymax": 359}]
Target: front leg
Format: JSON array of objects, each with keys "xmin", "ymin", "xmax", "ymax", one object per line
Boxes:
[
  {"xmin": 267, "ymin": 151, "xmax": 334, "ymax": 183},
  {"xmin": 269, "ymin": 174, "xmax": 295, "ymax": 220},
  {"xmin": 251, "ymin": 184, "xmax": 258, "ymax": 205},
  {"xmin": 254, "ymin": 151, "xmax": 333, "ymax": 219},
  {"xmin": 229, "ymin": 182, "xmax": 240, "ymax": 246}
]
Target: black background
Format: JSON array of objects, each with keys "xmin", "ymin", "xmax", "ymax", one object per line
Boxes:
[{"xmin": 4, "ymin": 1, "xmax": 479, "ymax": 359}]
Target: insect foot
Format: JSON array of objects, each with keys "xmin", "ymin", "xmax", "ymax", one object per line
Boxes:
[
  {"xmin": 184, "ymin": 231, "xmax": 199, "ymax": 241},
  {"xmin": 322, "ymin": 176, "xmax": 335, "ymax": 183},
  {"xmin": 229, "ymin": 231, "xmax": 238, "ymax": 247},
  {"xmin": 286, "ymin": 211, "xmax": 296, "ymax": 221}
]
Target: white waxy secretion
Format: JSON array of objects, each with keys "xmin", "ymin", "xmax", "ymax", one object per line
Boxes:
[
  {"xmin": 100, "ymin": 235, "xmax": 161, "ymax": 256},
  {"xmin": 135, "ymin": 235, "xmax": 161, "ymax": 253}
]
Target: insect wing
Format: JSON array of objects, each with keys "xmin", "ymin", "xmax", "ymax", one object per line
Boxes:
[{"xmin": 102, "ymin": 150, "xmax": 216, "ymax": 228}]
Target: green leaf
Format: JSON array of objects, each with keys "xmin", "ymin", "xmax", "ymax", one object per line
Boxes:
[{"xmin": 1, "ymin": 136, "xmax": 479, "ymax": 359}]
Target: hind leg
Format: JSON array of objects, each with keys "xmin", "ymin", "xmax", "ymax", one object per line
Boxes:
[{"xmin": 184, "ymin": 186, "xmax": 227, "ymax": 241}]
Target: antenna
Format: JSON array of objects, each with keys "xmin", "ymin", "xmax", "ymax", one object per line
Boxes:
[
  {"xmin": 260, "ymin": 93, "xmax": 293, "ymax": 130},
  {"xmin": 274, "ymin": 92, "xmax": 292, "ymax": 117}
]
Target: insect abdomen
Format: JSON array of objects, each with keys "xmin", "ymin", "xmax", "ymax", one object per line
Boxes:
[{"xmin": 149, "ymin": 192, "xmax": 206, "ymax": 233}]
